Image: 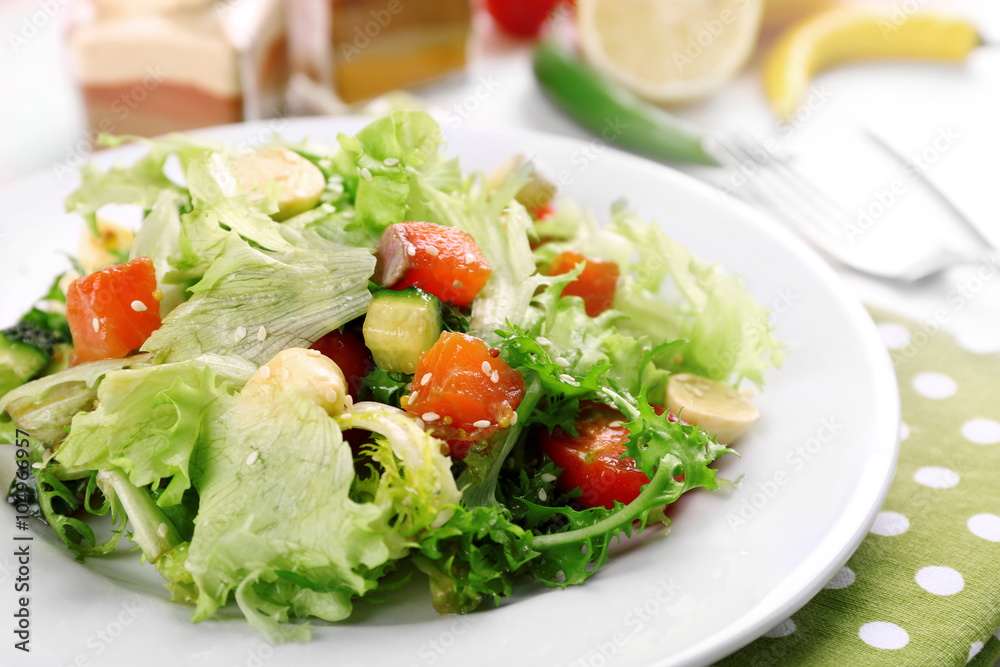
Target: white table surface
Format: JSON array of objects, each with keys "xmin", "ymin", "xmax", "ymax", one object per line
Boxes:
[{"xmin": 1, "ymin": 0, "xmax": 999, "ymax": 663}]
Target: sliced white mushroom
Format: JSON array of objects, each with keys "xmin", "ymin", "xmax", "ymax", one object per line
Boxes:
[
  {"xmin": 666, "ymin": 373, "xmax": 759, "ymax": 444},
  {"xmin": 248, "ymin": 348, "xmax": 350, "ymax": 416},
  {"xmin": 228, "ymin": 147, "xmax": 326, "ymax": 221}
]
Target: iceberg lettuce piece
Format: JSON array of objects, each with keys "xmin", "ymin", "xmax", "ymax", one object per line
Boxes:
[
  {"xmin": 141, "ymin": 238, "xmax": 374, "ymax": 365},
  {"xmin": 184, "ymin": 382, "xmax": 390, "ymax": 641}
]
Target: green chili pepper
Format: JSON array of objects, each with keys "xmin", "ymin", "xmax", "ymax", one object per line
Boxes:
[{"xmin": 532, "ymin": 39, "xmax": 718, "ymax": 166}]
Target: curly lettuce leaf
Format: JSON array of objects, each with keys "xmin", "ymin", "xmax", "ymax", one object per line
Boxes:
[
  {"xmin": 534, "ymin": 201, "xmax": 783, "ymax": 386},
  {"xmin": 336, "ymin": 402, "xmax": 461, "ymax": 554}
]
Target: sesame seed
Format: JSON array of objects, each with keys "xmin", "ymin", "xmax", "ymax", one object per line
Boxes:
[
  {"xmin": 258, "ymin": 365, "xmax": 271, "ymax": 380},
  {"xmin": 325, "ymin": 388, "xmax": 338, "ymax": 403},
  {"xmin": 31, "ymin": 462, "xmax": 43, "ymax": 469},
  {"xmin": 540, "ymin": 473, "xmax": 557, "ymax": 483},
  {"xmin": 481, "ymin": 361, "xmax": 492, "ymax": 375},
  {"xmin": 157, "ymin": 523, "xmax": 169, "ymax": 538},
  {"xmin": 453, "ymin": 280, "xmax": 463, "ymax": 289},
  {"xmin": 425, "ymin": 246, "xmax": 440, "ymax": 257},
  {"xmin": 257, "ymin": 326, "xmax": 267, "ymax": 342},
  {"xmin": 276, "ymin": 367, "xmax": 290, "ymax": 381},
  {"xmin": 234, "ymin": 326, "xmax": 247, "ymax": 342},
  {"xmin": 421, "ymin": 373, "xmax": 432, "ymax": 386},
  {"xmin": 535, "ymin": 337, "xmax": 551, "ymax": 346},
  {"xmin": 131, "ymin": 300, "xmax": 147, "ymax": 312},
  {"xmin": 342, "ymin": 211, "xmax": 355, "ymax": 219},
  {"xmin": 415, "ymin": 418, "xmax": 425, "ymax": 429},
  {"xmin": 345, "ymin": 395, "xmax": 354, "ymax": 408},
  {"xmin": 559, "ymin": 374, "xmax": 576, "ymax": 383},
  {"xmin": 91, "ymin": 317, "xmax": 100, "ymax": 333},
  {"xmin": 609, "ymin": 421, "xmax": 623, "ymax": 428},
  {"xmin": 360, "ymin": 167, "xmax": 373, "ymax": 182},
  {"xmin": 406, "ymin": 244, "xmax": 416, "ymax": 257},
  {"xmin": 473, "ymin": 419, "xmax": 491, "ymax": 429},
  {"xmin": 510, "ymin": 412, "xmax": 518, "ymax": 425},
  {"xmin": 246, "ymin": 450, "xmax": 259, "ymax": 465},
  {"xmin": 383, "ymin": 157, "xmax": 399, "ymax": 166},
  {"xmin": 410, "ymin": 390, "xmax": 419, "ymax": 402},
  {"xmin": 555, "ymin": 356, "xmax": 570, "ymax": 367},
  {"xmin": 422, "ymin": 412, "xmax": 440, "ymax": 422},
  {"xmin": 404, "ymin": 382, "xmax": 413, "ymax": 391},
  {"xmin": 464, "ymin": 252, "xmax": 475, "ymax": 264},
  {"xmin": 490, "ymin": 370, "xmax": 499, "ymax": 384},
  {"xmin": 284, "ymin": 250, "xmax": 296, "ymax": 262},
  {"xmin": 538, "ymin": 489, "xmax": 548, "ymax": 502},
  {"xmin": 306, "ymin": 349, "xmax": 322, "ymax": 357}
]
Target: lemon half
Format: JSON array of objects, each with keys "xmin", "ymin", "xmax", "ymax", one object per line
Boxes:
[{"xmin": 576, "ymin": 0, "xmax": 764, "ymax": 104}]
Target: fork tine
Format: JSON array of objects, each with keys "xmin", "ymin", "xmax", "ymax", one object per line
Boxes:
[
  {"xmin": 711, "ymin": 136, "xmax": 848, "ymax": 241},
  {"xmin": 728, "ymin": 129, "xmax": 860, "ymax": 229}
]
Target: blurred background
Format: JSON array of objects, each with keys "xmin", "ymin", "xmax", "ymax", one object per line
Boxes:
[{"xmin": 0, "ymin": 0, "xmax": 998, "ymax": 337}]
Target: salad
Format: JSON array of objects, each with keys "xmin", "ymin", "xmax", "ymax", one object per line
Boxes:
[{"xmin": 0, "ymin": 111, "xmax": 783, "ymax": 642}]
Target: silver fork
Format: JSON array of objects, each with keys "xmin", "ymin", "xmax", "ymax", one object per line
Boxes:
[{"xmin": 705, "ymin": 129, "xmax": 992, "ymax": 282}]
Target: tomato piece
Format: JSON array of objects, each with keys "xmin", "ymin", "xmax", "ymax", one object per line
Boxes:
[
  {"xmin": 486, "ymin": 0, "xmax": 562, "ymax": 38},
  {"xmin": 548, "ymin": 251, "xmax": 620, "ymax": 317},
  {"xmin": 66, "ymin": 257, "xmax": 162, "ymax": 364},
  {"xmin": 374, "ymin": 222, "xmax": 491, "ymax": 307},
  {"xmin": 534, "ymin": 204, "xmax": 557, "ymax": 221},
  {"xmin": 540, "ymin": 402, "xmax": 650, "ymax": 509},
  {"xmin": 405, "ymin": 332, "xmax": 525, "ymax": 458},
  {"xmin": 310, "ymin": 328, "xmax": 373, "ymax": 398}
]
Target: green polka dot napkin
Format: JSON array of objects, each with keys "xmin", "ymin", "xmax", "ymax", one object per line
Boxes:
[{"xmin": 717, "ymin": 309, "xmax": 1000, "ymax": 667}]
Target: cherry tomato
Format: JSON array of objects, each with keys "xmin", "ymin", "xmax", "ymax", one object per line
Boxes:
[
  {"xmin": 66, "ymin": 257, "xmax": 162, "ymax": 364},
  {"xmin": 310, "ymin": 328, "xmax": 373, "ymax": 398},
  {"xmin": 486, "ymin": 0, "xmax": 562, "ymax": 38},
  {"xmin": 374, "ymin": 222, "xmax": 491, "ymax": 307},
  {"xmin": 539, "ymin": 402, "xmax": 649, "ymax": 509},
  {"xmin": 405, "ymin": 332, "xmax": 525, "ymax": 459},
  {"xmin": 548, "ymin": 250, "xmax": 620, "ymax": 317}
]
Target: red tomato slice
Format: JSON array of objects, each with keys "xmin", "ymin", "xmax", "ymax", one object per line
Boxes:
[
  {"xmin": 66, "ymin": 257, "xmax": 162, "ymax": 364},
  {"xmin": 405, "ymin": 332, "xmax": 525, "ymax": 459},
  {"xmin": 486, "ymin": 0, "xmax": 562, "ymax": 38},
  {"xmin": 548, "ymin": 250, "xmax": 620, "ymax": 317},
  {"xmin": 310, "ymin": 328, "xmax": 373, "ymax": 398},
  {"xmin": 374, "ymin": 222, "xmax": 491, "ymax": 307},
  {"xmin": 540, "ymin": 402, "xmax": 649, "ymax": 509}
]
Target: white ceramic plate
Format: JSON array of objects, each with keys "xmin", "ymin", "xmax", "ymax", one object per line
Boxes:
[{"xmin": 0, "ymin": 118, "xmax": 900, "ymax": 667}]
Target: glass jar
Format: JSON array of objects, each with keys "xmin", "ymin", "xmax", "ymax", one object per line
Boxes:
[{"xmin": 69, "ymin": 0, "xmax": 289, "ymax": 137}]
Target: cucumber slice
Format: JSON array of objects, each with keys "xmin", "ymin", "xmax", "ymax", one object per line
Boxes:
[
  {"xmin": 363, "ymin": 288, "xmax": 443, "ymax": 374},
  {"xmin": 0, "ymin": 335, "xmax": 48, "ymax": 398}
]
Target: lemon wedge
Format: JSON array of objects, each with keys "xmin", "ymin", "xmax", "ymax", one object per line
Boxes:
[
  {"xmin": 764, "ymin": 7, "xmax": 981, "ymax": 118},
  {"xmin": 576, "ymin": 0, "xmax": 763, "ymax": 104},
  {"xmin": 667, "ymin": 373, "xmax": 759, "ymax": 444}
]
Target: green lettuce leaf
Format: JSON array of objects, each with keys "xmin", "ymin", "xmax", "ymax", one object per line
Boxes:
[
  {"xmin": 184, "ymin": 382, "xmax": 390, "ymax": 641},
  {"xmin": 141, "ymin": 238, "xmax": 374, "ymax": 364},
  {"xmin": 534, "ymin": 201, "xmax": 783, "ymax": 386},
  {"xmin": 1, "ymin": 354, "xmax": 153, "ymax": 446},
  {"xmin": 55, "ymin": 355, "xmax": 254, "ymax": 507}
]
